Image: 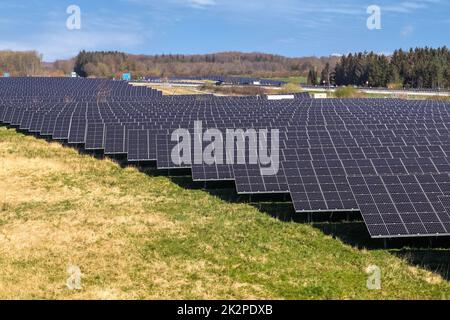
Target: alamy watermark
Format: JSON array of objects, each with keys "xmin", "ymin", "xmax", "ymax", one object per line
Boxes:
[
  {"xmin": 66, "ymin": 5, "xmax": 81, "ymax": 30},
  {"xmin": 66, "ymin": 265, "xmax": 82, "ymax": 290},
  {"xmin": 171, "ymin": 121, "xmax": 280, "ymax": 176},
  {"xmin": 366, "ymin": 265, "xmax": 381, "ymax": 290},
  {"xmin": 64, "ymin": 5, "xmax": 381, "ymax": 33},
  {"xmin": 367, "ymin": 5, "xmax": 381, "ymax": 30}
]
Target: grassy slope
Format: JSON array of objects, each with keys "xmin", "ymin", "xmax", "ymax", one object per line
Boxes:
[{"xmin": 0, "ymin": 126, "xmax": 449, "ymax": 299}]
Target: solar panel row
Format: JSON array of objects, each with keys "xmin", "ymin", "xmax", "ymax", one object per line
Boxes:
[
  {"xmin": 143, "ymin": 75, "xmax": 287, "ymax": 87},
  {"xmin": 1, "ymin": 77, "xmax": 450, "ymax": 239}
]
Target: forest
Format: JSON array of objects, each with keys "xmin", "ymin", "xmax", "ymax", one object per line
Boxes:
[
  {"xmin": 0, "ymin": 47, "xmax": 448, "ymax": 89},
  {"xmin": 0, "ymin": 51, "xmax": 43, "ymax": 76},
  {"xmin": 327, "ymin": 47, "xmax": 450, "ymax": 89},
  {"xmin": 71, "ymin": 51, "xmax": 337, "ymax": 79}
]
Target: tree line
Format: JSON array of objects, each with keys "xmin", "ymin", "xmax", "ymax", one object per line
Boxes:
[
  {"xmin": 71, "ymin": 50, "xmax": 338, "ymax": 79},
  {"xmin": 1, "ymin": 48, "xmax": 449, "ymax": 89},
  {"xmin": 312, "ymin": 47, "xmax": 450, "ymax": 89},
  {"xmin": 0, "ymin": 51, "xmax": 42, "ymax": 76}
]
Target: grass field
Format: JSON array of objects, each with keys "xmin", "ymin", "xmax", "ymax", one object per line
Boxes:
[
  {"xmin": 266, "ymin": 76, "xmax": 307, "ymax": 85},
  {"xmin": 130, "ymin": 82, "xmax": 204, "ymax": 95},
  {"xmin": 1, "ymin": 126, "xmax": 450, "ymax": 299}
]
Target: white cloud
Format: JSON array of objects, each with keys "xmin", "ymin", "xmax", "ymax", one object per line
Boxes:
[
  {"xmin": 0, "ymin": 30, "xmax": 146, "ymax": 61},
  {"xmin": 187, "ymin": 0, "xmax": 216, "ymax": 8},
  {"xmin": 1, "ymin": 0, "xmax": 447, "ymax": 60},
  {"xmin": 0, "ymin": 5, "xmax": 150, "ymax": 61},
  {"xmin": 383, "ymin": 0, "xmax": 440, "ymax": 13},
  {"xmin": 400, "ymin": 25, "xmax": 414, "ymax": 37},
  {"xmin": 277, "ymin": 37, "xmax": 296, "ymax": 43},
  {"xmin": 128, "ymin": 0, "xmax": 216, "ymax": 9}
]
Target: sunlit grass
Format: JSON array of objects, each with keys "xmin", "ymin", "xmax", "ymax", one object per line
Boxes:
[{"xmin": 0, "ymin": 126, "xmax": 449, "ymax": 299}]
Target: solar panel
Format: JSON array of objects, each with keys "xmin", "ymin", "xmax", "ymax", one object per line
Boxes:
[
  {"xmin": 234, "ymin": 164, "xmax": 288, "ymax": 194},
  {"xmin": 2, "ymin": 77, "xmax": 450, "ymax": 239},
  {"xmin": 0, "ymin": 105, "xmax": 6, "ymax": 121},
  {"xmin": 53, "ymin": 114, "xmax": 73, "ymax": 139},
  {"xmin": 2, "ymin": 106, "xmax": 14, "ymax": 124},
  {"xmin": 156, "ymin": 133, "xmax": 191, "ymax": 169},
  {"xmin": 85, "ymin": 122, "xmax": 105, "ymax": 150},
  {"xmin": 29, "ymin": 113, "xmax": 45, "ymax": 133},
  {"xmin": 40, "ymin": 113, "xmax": 58, "ymax": 136},
  {"xmin": 68, "ymin": 116, "xmax": 87, "ymax": 144},
  {"xmin": 192, "ymin": 163, "xmax": 235, "ymax": 181},
  {"xmin": 128, "ymin": 129, "xmax": 152, "ymax": 161},
  {"xmin": 104, "ymin": 123, "xmax": 126, "ymax": 154},
  {"xmin": 283, "ymin": 160, "xmax": 359, "ymax": 212},
  {"xmin": 10, "ymin": 108, "xmax": 25, "ymax": 125},
  {"xmin": 347, "ymin": 174, "xmax": 450, "ymax": 238}
]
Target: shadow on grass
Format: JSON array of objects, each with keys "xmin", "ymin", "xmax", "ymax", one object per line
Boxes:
[
  {"xmin": 5, "ymin": 125, "xmax": 450, "ymax": 281},
  {"xmin": 132, "ymin": 169, "xmax": 450, "ymax": 281}
]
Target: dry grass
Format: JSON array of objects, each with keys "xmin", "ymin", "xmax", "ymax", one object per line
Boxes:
[
  {"xmin": 130, "ymin": 82, "xmax": 203, "ymax": 95},
  {"xmin": 0, "ymin": 126, "xmax": 450, "ymax": 300},
  {"xmin": 333, "ymin": 86, "xmax": 364, "ymax": 98}
]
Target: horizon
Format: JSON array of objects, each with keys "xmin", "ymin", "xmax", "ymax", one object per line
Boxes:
[
  {"xmin": 2, "ymin": 48, "xmax": 445, "ymax": 64},
  {"xmin": 4, "ymin": 49, "xmax": 357, "ymax": 63},
  {"xmin": 0, "ymin": 0, "xmax": 448, "ymax": 62}
]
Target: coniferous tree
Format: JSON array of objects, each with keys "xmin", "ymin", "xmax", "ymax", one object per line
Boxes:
[
  {"xmin": 334, "ymin": 47, "xmax": 449, "ymax": 89},
  {"xmin": 307, "ymin": 68, "xmax": 318, "ymax": 85}
]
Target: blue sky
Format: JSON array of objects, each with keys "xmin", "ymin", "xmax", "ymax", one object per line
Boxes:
[{"xmin": 0, "ymin": 0, "xmax": 448, "ymax": 61}]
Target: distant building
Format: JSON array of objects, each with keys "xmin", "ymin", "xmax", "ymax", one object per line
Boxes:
[
  {"xmin": 122, "ymin": 73, "xmax": 132, "ymax": 81},
  {"xmin": 266, "ymin": 94, "xmax": 295, "ymax": 100},
  {"xmin": 313, "ymin": 93, "xmax": 327, "ymax": 99}
]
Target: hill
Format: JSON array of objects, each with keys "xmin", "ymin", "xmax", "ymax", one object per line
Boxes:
[{"xmin": 0, "ymin": 126, "xmax": 449, "ymax": 299}]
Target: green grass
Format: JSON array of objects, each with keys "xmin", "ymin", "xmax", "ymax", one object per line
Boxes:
[
  {"xmin": 0, "ymin": 126, "xmax": 450, "ymax": 299},
  {"xmin": 333, "ymin": 86, "xmax": 364, "ymax": 98},
  {"xmin": 265, "ymin": 76, "xmax": 307, "ymax": 85}
]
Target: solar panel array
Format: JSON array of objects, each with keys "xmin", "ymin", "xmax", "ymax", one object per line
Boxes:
[
  {"xmin": 2, "ymin": 77, "xmax": 450, "ymax": 239},
  {"xmin": 143, "ymin": 76, "xmax": 286, "ymax": 86}
]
